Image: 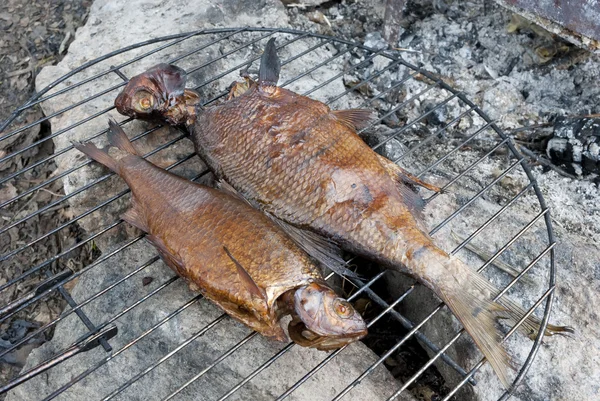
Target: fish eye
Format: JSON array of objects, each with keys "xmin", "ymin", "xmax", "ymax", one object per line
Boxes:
[
  {"xmin": 132, "ymin": 90, "xmax": 154, "ymax": 113},
  {"xmin": 333, "ymin": 299, "xmax": 354, "ymax": 319}
]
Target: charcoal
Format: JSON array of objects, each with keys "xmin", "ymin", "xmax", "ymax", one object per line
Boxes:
[{"xmin": 546, "ymin": 117, "xmax": 600, "ymax": 175}]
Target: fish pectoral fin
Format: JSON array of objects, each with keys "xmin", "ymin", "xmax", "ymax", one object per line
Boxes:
[
  {"xmin": 258, "ymin": 38, "xmax": 280, "ymax": 88},
  {"xmin": 397, "ymin": 182, "xmax": 427, "ymax": 223},
  {"xmin": 375, "ymin": 153, "xmax": 439, "ymax": 229},
  {"xmin": 331, "ymin": 109, "xmax": 376, "ymax": 131},
  {"xmin": 146, "ymin": 234, "xmax": 186, "ymax": 275},
  {"xmin": 377, "ymin": 153, "xmax": 443, "ymax": 193},
  {"xmin": 121, "ymin": 204, "xmax": 149, "ymax": 233},
  {"xmin": 397, "ymin": 167, "xmax": 444, "ymax": 194},
  {"xmin": 267, "ymin": 214, "xmax": 360, "ymax": 279},
  {"xmin": 223, "ymin": 246, "xmax": 268, "ymax": 303}
]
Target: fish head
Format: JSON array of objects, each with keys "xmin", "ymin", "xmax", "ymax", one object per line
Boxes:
[
  {"xmin": 114, "ymin": 63, "xmax": 200, "ymax": 125},
  {"xmin": 288, "ymin": 282, "xmax": 367, "ymax": 350}
]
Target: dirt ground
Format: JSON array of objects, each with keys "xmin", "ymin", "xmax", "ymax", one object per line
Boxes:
[
  {"xmin": 1, "ymin": 0, "xmax": 597, "ymax": 398},
  {"xmin": 0, "ymin": 0, "xmax": 92, "ymax": 388}
]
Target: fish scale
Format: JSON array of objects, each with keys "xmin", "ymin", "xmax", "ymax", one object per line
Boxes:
[
  {"xmin": 193, "ymin": 86, "xmax": 428, "ymax": 276},
  {"xmin": 73, "ymin": 121, "xmax": 369, "ymax": 348},
  {"xmin": 189, "ymin": 77, "xmax": 525, "ymax": 388},
  {"xmin": 114, "ymin": 41, "xmax": 571, "ymax": 384}
]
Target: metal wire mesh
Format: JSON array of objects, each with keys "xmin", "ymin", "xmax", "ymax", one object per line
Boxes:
[{"xmin": 0, "ymin": 28, "xmax": 556, "ymax": 401}]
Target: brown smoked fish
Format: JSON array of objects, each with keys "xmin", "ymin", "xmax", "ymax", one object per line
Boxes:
[
  {"xmin": 114, "ymin": 40, "xmax": 572, "ymax": 386},
  {"xmin": 73, "ymin": 120, "xmax": 367, "ymax": 350}
]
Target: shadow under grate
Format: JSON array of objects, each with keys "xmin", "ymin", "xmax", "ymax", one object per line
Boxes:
[{"xmin": 0, "ymin": 28, "xmax": 556, "ymax": 401}]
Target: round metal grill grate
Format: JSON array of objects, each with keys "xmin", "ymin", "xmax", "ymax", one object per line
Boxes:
[{"xmin": 0, "ymin": 28, "xmax": 556, "ymax": 401}]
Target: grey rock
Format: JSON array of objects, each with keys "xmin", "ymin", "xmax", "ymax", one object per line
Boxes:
[
  {"xmin": 384, "ymin": 140, "xmax": 599, "ymax": 400},
  {"xmin": 382, "ymin": 139, "xmax": 407, "ymax": 161},
  {"xmin": 12, "ymin": 1, "xmax": 406, "ymax": 400},
  {"xmin": 31, "ymin": 0, "xmax": 357, "ymax": 253},
  {"xmin": 32, "ymin": 0, "xmax": 293, "ymax": 250},
  {"xmin": 6, "ymin": 241, "xmax": 403, "ymax": 401},
  {"xmin": 280, "ymin": 0, "xmax": 331, "ymax": 7},
  {"xmin": 481, "ymin": 80, "xmax": 524, "ymax": 122},
  {"xmin": 422, "ymin": 101, "xmax": 447, "ymax": 127}
]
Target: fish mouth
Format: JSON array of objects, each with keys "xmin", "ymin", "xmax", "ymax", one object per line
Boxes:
[
  {"xmin": 287, "ymin": 319, "xmax": 367, "ymax": 351},
  {"xmin": 162, "ymin": 89, "xmax": 201, "ymax": 125}
]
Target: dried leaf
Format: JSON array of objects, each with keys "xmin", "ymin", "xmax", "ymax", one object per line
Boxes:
[
  {"xmin": 307, "ymin": 11, "xmax": 331, "ymax": 27},
  {"xmin": 58, "ymin": 31, "xmax": 71, "ymax": 54},
  {"xmin": 0, "ymin": 182, "xmax": 18, "ymax": 203}
]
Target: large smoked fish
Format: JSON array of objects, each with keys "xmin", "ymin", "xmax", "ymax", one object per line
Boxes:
[
  {"xmin": 114, "ymin": 40, "xmax": 571, "ymax": 386},
  {"xmin": 73, "ymin": 120, "xmax": 367, "ymax": 350}
]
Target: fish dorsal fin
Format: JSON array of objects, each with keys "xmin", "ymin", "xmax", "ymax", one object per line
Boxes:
[
  {"xmin": 332, "ymin": 109, "xmax": 375, "ymax": 131},
  {"xmin": 266, "ymin": 214, "xmax": 360, "ymax": 279},
  {"xmin": 107, "ymin": 119, "xmax": 139, "ymax": 155},
  {"xmin": 259, "ymin": 38, "xmax": 280, "ymax": 87},
  {"xmin": 223, "ymin": 246, "xmax": 267, "ymax": 302}
]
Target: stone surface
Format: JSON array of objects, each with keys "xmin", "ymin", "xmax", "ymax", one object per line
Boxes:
[
  {"xmin": 6, "ymin": 242, "xmax": 403, "ymax": 401},
  {"xmin": 280, "ymin": 0, "xmax": 330, "ymax": 7},
  {"xmin": 363, "ymin": 32, "xmax": 389, "ymax": 50},
  {"xmin": 384, "ymin": 136, "xmax": 599, "ymax": 400},
  {"xmin": 32, "ymin": 0, "xmax": 358, "ymax": 251},
  {"xmin": 13, "ymin": 0, "xmax": 600, "ymax": 400},
  {"xmin": 13, "ymin": 0, "xmax": 408, "ymax": 400},
  {"xmin": 32, "ymin": 0, "xmax": 289, "ymax": 250}
]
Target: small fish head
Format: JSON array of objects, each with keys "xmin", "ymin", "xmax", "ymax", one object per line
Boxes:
[
  {"xmin": 114, "ymin": 64, "xmax": 200, "ymax": 125},
  {"xmin": 288, "ymin": 282, "xmax": 367, "ymax": 350}
]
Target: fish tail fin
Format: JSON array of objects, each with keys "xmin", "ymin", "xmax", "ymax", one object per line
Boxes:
[
  {"xmin": 72, "ymin": 140, "xmax": 119, "ymax": 173},
  {"xmin": 107, "ymin": 119, "xmax": 139, "ymax": 156},
  {"xmin": 434, "ymin": 263, "xmax": 514, "ymax": 389},
  {"xmin": 468, "ymin": 270, "xmax": 575, "ymax": 339},
  {"xmin": 259, "ymin": 38, "xmax": 280, "ymax": 87},
  {"xmin": 430, "ymin": 255, "xmax": 573, "ymax": 387}
]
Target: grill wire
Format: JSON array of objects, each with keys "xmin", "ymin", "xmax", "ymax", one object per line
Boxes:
[{"xmin": 0, "ymin": 28, "xmax": 556, "ymax": 400}]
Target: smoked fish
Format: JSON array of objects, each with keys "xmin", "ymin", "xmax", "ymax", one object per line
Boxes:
[
  {"xmin": 73, "ymin": 120, "xmax": 367, "ymax": 350},
  {"xmin": 114, "ymin": 40, "xmax": 572, "ymax": 386}
]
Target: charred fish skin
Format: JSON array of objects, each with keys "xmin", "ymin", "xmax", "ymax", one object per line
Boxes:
[
  {"xmin": 72, "ymin": 120, "xmax": 367, "ymax": 348},
  {"xmin": 114, "ymin": 63, "xmax": 200, "ymax": 126}
]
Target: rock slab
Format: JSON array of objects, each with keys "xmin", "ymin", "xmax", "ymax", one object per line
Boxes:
[{"xmin": 10, "ymin": 1, "xmax": 406, "ymax": 400}]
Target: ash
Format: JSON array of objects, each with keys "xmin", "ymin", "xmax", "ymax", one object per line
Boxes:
[
  {"xmin": 286, "ymin": 0, "xmax": 600, "ymax": 240},
  {"xmin": 287, "ymin": 1, "xmax": 600, "ymax": 400}
]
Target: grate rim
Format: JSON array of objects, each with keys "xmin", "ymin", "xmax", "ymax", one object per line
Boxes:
[{"xmin": 0, "ymin": 27, "xmax": 555, "ymax": 401}]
